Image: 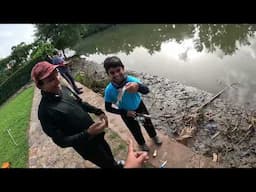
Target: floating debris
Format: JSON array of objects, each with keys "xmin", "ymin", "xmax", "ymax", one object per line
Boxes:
[{"xmin": 176, "ymin": 126, "xmax": 196, "ymax": 141}]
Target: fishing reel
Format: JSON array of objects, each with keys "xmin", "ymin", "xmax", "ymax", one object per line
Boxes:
[{"xmin": 134, "ymin": 113, "xmax": 151, "ymax": 123}]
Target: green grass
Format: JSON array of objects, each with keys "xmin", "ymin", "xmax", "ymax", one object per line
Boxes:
[
  {"xmin": 0, "ymin": 85, "xmax": 34, "ymax": 168},
  {"xmin": 108, "ymin": 130, "xmax": 119, "ymax": 140}
]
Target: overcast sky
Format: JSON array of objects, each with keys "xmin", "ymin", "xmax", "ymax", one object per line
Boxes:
[{"xmin": 0, "ymin": 24, "xmax": 36, "ymax": 58}]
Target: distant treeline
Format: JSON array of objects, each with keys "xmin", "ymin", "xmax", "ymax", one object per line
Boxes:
[{"xmin": 0, "ymin": 24, "xmax": 114, "ymax": 106}]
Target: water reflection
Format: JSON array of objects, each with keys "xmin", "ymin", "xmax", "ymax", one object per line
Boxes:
[
  {"xmin": 194, "ymin": 24, "xmax": 256, "ymax": 55},
  {"xmin": 74, "ymin": 24, "xmax": 256, "ymax": 57},
  {"xmin": 74, "ymin": 24, "xmax": 195, "ymax": 55},
  {"xmin": 73, "ymin": 24, "xmax": 256, "ymax": 108}
]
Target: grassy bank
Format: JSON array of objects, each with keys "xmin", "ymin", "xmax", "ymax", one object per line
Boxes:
[{"xmin": 0, "ymin": 85, "xmax": 34, "ymax": 168}]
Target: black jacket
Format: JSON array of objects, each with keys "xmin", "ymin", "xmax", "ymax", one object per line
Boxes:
[{"xmin": 38, "ymin": 86, "xmax": 104, "ymax": 148}]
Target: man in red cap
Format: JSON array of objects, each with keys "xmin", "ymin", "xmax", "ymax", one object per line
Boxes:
[{"xmin": 31, "ymin": 61, "xmax": 122, "ymax": 168}]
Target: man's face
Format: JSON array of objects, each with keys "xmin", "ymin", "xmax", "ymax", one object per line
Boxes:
[
  {"xmin": 108, "ymin": 66, "xmax": 125, "ymax": 84},
  {"xmin": 40, "ymin": 70, "xmax": 61, "ymax": 93}
]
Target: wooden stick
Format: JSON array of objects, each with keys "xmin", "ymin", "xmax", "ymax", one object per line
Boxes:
[
  {"xmin": 194, "ymin": 83, "xmax": 236, "ymax": 113},
  {"xmin": 7, "ymin": 129, "xmax": 18, "ymax": 146}
]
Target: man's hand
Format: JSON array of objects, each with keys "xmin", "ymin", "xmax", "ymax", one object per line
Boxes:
[
  {"xmin": 126, "ymin": 111, "xmax": 136, "ymax": 118},
  {"xmin": 98, "ymin": 113, "xmax": 108, "ymax": 127},
  {"xmin": 124, "ymin": 139, "xmax": 149, "ymax": 168},
  {"xmin": 125, "ymin": 82, "xmax": 139, "ymax": 93},
  {"xmin": 87, "ymin": 121, "xmax": 107, "ymax": 135}
]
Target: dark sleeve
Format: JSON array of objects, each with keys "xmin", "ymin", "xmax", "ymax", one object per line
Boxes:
[
  {"xmin": 39, "ymin": 111, "xmax": 91, "ymax": 148},
  {"xmin": 138, "ymin": 83, "xmax": 149, "ymax": 94},
  {"xmin": 80, "ymin": 101, "xmax": 105, "ymax": 116},
  {"xmin": 105, "ymin": 101, "xmax": 127, "ymax": 115}
]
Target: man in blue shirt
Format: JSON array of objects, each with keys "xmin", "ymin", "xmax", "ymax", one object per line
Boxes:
[{"xmin": 103, "ymin": 56, "xmax": 162, "ymax": 151}]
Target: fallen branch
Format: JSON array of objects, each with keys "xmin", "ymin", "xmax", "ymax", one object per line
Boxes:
[
  {"xmin": 211, "ymin": 131, "xmax": 221, "ymax": 139},
  {"xmin": 237, "ymin": 126, "xmax": 254, "ymax": 144},
  {"xmin": 194, "ymin": 83, "xmax": 237, "ymax": 114}
]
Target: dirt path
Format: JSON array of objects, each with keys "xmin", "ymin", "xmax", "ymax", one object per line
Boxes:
[{"xmin": 28, "ymin": 82, "xmax": 219, "ymax": 168}]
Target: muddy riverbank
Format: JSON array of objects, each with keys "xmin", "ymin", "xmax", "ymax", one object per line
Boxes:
[{"xmin": 69, "ymin": 57, "xmax": 256, "ymax": 168}]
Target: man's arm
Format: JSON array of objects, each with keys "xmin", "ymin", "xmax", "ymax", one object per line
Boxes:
[
  {"xmin": 50, "ymin": 128, "xmax": 91, "ymax": 148},
  {"xmin": 80, "ymin": 101, "xmax": 104, "ymax": 115},
  {"xmin": 137, "ymin": 83, "xmax": 149, "ymax": 94},
  {"xmin": 39, "ymin": 115, "xmax": 91, "ymax": 148},
  {"xmin": 105, "ymin": 101, "xmax": 127, "ymax": 115},
  {"xmin": 126, "ymin": 76, "xmax": 149, "ymax": 94},
  {"xmin": 125, "ymin": 82, "xmax": 149, "ymax": 94}
]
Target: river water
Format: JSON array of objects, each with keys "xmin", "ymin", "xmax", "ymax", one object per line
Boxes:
[{"xmin": 73, "ymin": 24, "xmax": 256, "ymax": 108}]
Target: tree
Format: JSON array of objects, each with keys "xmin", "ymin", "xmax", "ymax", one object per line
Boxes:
[
  {"xmin": 81, "ymin": 24, "xmax": 113, "ymax": 38},
  {"xmin": 35, "ymin": 24, "xmax": 84, "ymax": 58},
  {"xmin": 10, "ymin": 42, "xmax": 32, "ymax": 66},
  {"xmin": 30, "ymin": 41, "xmax": 55, "ymax": 61}
]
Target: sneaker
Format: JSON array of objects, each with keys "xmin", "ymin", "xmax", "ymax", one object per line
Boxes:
[
  {"xmin": 140, "ymin": 144, "xmax": 150, "ymax": 152},
  {"xmin": 152, "ymin": 136, "xmax": 162, "ymax": 146},
  {"xmin": 117, "ymin": 160, "xmax": 125, "ymax": 168}
]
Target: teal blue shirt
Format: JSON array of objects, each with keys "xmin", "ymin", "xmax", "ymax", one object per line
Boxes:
[{"xmin": 104, "ymin": 75, "xmax": 142, "ymax": 111}]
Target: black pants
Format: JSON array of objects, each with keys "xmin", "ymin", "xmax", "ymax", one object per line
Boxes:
[
  {"xmin": 121, "ymin": 101, "xmax": 157, "ymax": 145},
  {"xmin": 73, "ymin": 134, "xmax": 119, "ymax": 168},
  {"xmin": 60, "ymin": 70, "xmax": 80, "ymax": 93}
]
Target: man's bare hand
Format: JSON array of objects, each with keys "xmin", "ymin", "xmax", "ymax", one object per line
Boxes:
[
  {"xmin": 125, "ymin": 82, "xmax": 139, "ymax": 93},
  {"xmin": 126, "ymin": 111, "xmax": 136, "ymax": 118},
  {"xmin": 98, "ymin": 113, "xmax": 108, "ymax": 127},
  {"xmin": 87, "ymin": 121, "xmax": 106, "ymax": 135},
  {"xmin": 124, "ymin": 139, "xmax": 149, "ymax": 168}
]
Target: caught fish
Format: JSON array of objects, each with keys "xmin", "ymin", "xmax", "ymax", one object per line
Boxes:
[{"xmin": 116, "ymin": 86, "xmax": 126, "ymax": 105}]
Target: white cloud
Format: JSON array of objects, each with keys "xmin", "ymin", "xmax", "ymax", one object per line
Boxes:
[
  {"xmin": 0, "ymin": 31, "xmax": 13, "ymax": 38},
  {"xmin": 0, "ymin": 24, "xmax": 35, "ymax": 58}
]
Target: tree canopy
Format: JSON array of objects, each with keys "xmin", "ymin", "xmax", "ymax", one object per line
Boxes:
[{"xmin": 35, "ymin": 24, "xmax": 84, "ymax": 58}]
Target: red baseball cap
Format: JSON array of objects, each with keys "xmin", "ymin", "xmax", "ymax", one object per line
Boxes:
[{"xmin": 31, "ymin": 61, "xmax": 58, "ymax": 86}]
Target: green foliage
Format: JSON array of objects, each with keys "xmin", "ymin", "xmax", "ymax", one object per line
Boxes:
[
  {"xmin": 74, "ymin": 24, "xmax": 256, "ymax": 56},
  {"xmin": 0, "ymin": 86, "xmax": 34, "ymax": 168},
  {"xmin": 0, "ymin": 41, "xmax": 55, "ymax": 105},
  {"xmin": 35, "ymin": 24, "xmax": 84, "ymax": 56},
  {"xmin": 11, "ymin": 42, "xmax": 32, "ymax": 65},
  {"xmin": 0, "ymin": 42, "xmax": 33, "ymax": 83},
  {"xmin": 35, "ymin": 24, "xmax": 114, "ymax": 57},
  {"xmin": 0, "ymin": 56, "xmax": 41, "ymax": 106},
  {"xmin": 0, "ymin": 56, "xmax": 12, "ymax": 71},
  {"xmin": 195, "ymin": 24, "xmax": 256, "ymax": 55},
  {"xmin": 81, "ymin": 24, "xmax": 114, "ymax": 38},
  {"xmin": 0, "ymin": 56, "xmax": 12, "ymax": 83},
  {"xmin": 73, "ymin": 24, "xmax": 195, "ymax": 56},
  {"xmin": 0, "ymin": 24, "xmax": 113, "ymax": 104},
  {"xmin": 30, "ymin": 41, "xmax": 55, "ymax": 60}
]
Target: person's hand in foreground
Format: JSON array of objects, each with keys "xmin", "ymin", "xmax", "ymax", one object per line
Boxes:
[
  {"xmin": 87, "ymin": 121, "xmax": 106, "ymax": 135},
  {"xmin": 124, "ymin": 139, "xmax": 149, "ymax": 168},
  {"xmin": 98, "ymin": 113, "xmax": 109, "ymax": 127}
]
